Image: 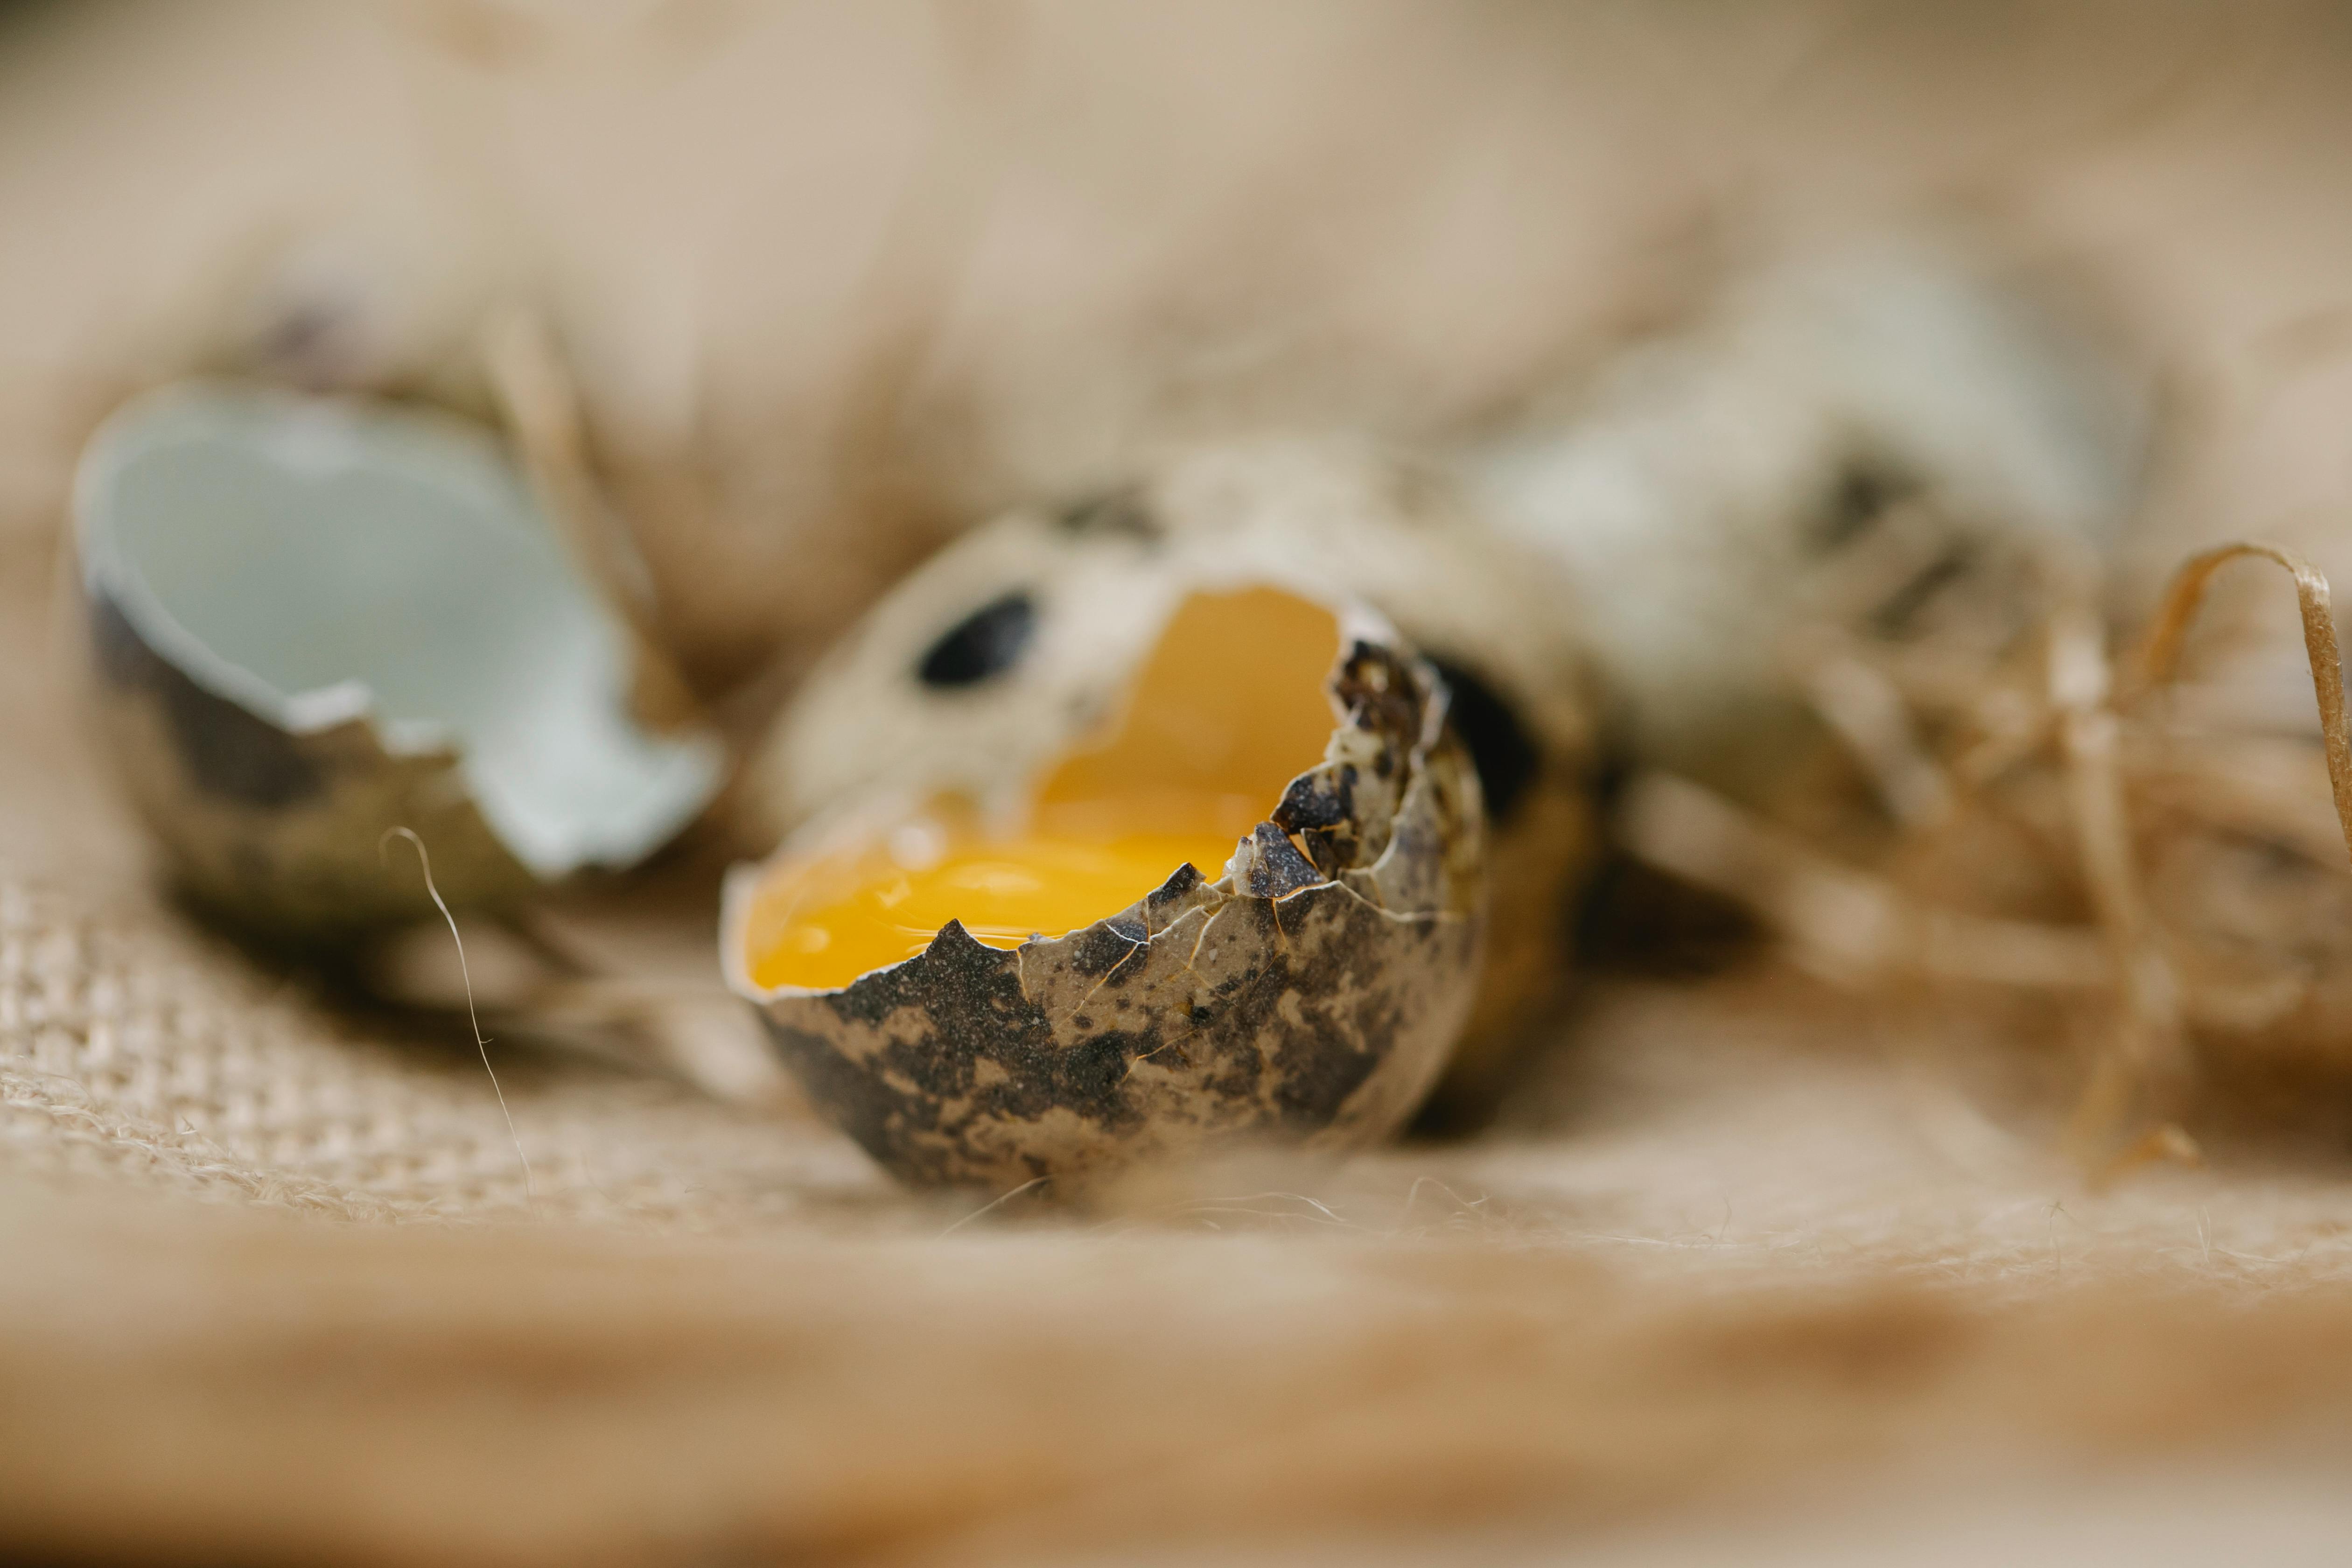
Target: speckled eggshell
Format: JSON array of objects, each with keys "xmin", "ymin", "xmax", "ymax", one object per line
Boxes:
[{"xmin": 744, "ymin": 438, "xmax": 1597, "ymax": 1101}]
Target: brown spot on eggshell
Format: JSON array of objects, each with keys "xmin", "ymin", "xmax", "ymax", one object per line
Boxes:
[{"xmin": 1056, "ymin": 484, "xmax": 1162, "ymax": 542}]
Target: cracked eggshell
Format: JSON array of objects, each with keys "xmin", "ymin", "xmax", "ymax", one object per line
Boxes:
[
  {"xmin": 70, "ymin": 383, "xmax": 726, "ymax": 936},
  {"xmin": 723, "ymin": 602, "xmax": 1486, "ymax": 1190},
  {"xmin": 743, "ymin": 439, "xmax": 1599, "ymax": 1084}
]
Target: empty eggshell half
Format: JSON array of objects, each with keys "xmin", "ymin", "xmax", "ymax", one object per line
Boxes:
[
  {"xmin": 73, "ymin": 382, "xmax": 726, "ymax": 934},
  {"xmin": 723, "ymin": 582, "xmax": 1487, "ymax": 1190}
]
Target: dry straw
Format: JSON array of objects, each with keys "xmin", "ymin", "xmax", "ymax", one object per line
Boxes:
[{"xmin": 1621, "ymin": 539, "xmax": 2352, "ymax": 1174}]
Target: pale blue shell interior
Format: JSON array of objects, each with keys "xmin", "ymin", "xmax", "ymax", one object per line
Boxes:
[{"xmin": 77, "ymin": 385, "xmax": 724, "ymax": 878}]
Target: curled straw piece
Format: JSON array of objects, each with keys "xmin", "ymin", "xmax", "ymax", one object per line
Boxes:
[
  {"xmin": 2127, "ymin": 541, "xmax": 2352, "ymax": 873},
  {"xmin": 2070, "ymin": 540, "xmax": 2352, "ymax": 1168}
]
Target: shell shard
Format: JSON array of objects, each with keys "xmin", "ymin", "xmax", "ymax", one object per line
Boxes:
[
  {"xmin": 73, "ymin": 383, "xmax": 725, "ymax": 933},
  {"xmin": 725, "ymin": 590, "xmax": 1485, "ymax": 1190}
]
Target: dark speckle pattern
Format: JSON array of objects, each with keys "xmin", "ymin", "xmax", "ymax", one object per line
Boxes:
[{"xmin": 1056, "ymin": 484, "xmax": 1162, "ymax": 541}]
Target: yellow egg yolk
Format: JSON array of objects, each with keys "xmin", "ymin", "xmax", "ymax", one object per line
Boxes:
[{"xmin": 745, "ymin": 587, "xmax": 1341, "ymax": 992}]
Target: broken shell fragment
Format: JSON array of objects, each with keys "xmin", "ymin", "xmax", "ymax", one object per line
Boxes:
[
  {"xmin": 722, "ymin": 585, "xmax": 1486, "ymax": 1189},
  {"xmin": 72, "ymin": 383, "xmax": 726, "ymax": 935}
]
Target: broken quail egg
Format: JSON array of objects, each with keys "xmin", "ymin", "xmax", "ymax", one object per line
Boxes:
[
  {"xmin": 1461, "ymin": 242, "xmax": 2143, "ymax": 805},
  {"xmin": 722, "ymin": 581, "xmax": 1486, "ymax": 1189},
  {"xmin": 742, "ymin": 440, "xmax": 1597, "ymax": 1108},
  {"xmin": 71, "ymin": 382, "xmax": 726, "ymax": 935}
]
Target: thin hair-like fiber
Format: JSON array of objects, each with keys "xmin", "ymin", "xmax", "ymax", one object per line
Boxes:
[{"xmin": 381, "ymin": 826, "xmax": 536, "ymax": 1209}]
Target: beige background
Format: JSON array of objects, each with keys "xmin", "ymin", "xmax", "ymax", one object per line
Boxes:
[{"xmin": 10, "ymin": 3, "xmax": 2352, "ymax": 1563}]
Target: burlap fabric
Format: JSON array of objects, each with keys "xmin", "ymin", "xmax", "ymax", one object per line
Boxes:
[
  {"xmin": 20, "ymin": 846, "xmax": 2352, "ymax": 1565},
  {"xmin": 0, "ymin": 871, "xmax": 881, "ymax": 1228},
  {"xmin": 13, "ymin": 3, "xmax": 2352, "ymax": 1563}
]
